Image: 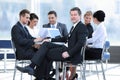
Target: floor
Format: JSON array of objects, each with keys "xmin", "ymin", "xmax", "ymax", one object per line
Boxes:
[{"xmin": 0, "ymin": 59, "xmax": 120, "ymax": 80}]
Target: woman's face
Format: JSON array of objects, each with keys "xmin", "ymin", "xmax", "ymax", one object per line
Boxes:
[
  {"xmin": 30, "ymin": 18, "xmax": 38, "ymax": 27},
  {"xmin": 93, "ymin": 17, "xmax": 98, "ymax": 24},
  {"xmin": 84, "ymin": 15, "xmax": 92, "ymax": 25}
]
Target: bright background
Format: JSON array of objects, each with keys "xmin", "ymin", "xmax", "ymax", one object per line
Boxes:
[{"xmin": 0, "ymin": 0, "xmax": 120, "ymax": 46}]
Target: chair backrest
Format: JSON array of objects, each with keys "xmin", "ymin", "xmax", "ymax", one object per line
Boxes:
[
  {"xmin": 102, "ymin": 41, "xmax": 110, "ymax": 60},
  {"xmin": 102, "ymin": 41, "xmax": 110, "ymax": 55},
  {"xmin": 11, "ymin": 40, "xmax": 32, "ymax": 60},
  {"xmin": 81, "ymin": 37, "xmax": 88, "ymax": 62},
  {"xmin": 104, "ymin": 41, "xmax": 110, "ymax": 51},
  {"xmin": 11, "ymin": 40, "xmax": 17, "ymax": 59}
]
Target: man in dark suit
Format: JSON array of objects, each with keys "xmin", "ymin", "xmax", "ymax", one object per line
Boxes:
[
  {"xmin": 11, "ymin": 9, "xmax": 43, "ymax": 79},
  {"xmin": 11, "ymin": 9, "xmax": 43, "ymax": 59},
  {"xmin": 16, "ymin": 7, "xmax": 88, "ymax": 80},
  {"xmin": 43, "ymin": 10, "xmax": 68, "ymax": 37},
  {"xmin": 43, "ymin": 10, "xmax": 68, "ymax": 77}
]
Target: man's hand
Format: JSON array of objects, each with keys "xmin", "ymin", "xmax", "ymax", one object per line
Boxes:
[
  {"xmin": 42, "ymin": 39, "xmax": 51, "ymax": 43},
  {"xmin": 62, "ymin": 51, "xmax": 70, "ymax": 59},
  {"xmin": 32, "ymin": 44, "xmax": 40, "ymax": 49},
  {"xmin": 34, "ymin": 37, "xmax": 43, "ymax": 42}
]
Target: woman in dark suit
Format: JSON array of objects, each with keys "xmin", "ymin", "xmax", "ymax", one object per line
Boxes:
[{"xmin": 84, "ymin": 11, "xmax": 93, "ymax": 38}]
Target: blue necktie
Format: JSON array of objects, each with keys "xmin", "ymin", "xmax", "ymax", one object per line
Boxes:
[{"xmin": 51, "ymin": 25, "xmax": 55, "ymax": 28}]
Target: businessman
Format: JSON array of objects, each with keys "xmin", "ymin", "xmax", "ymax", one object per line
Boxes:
[
  {"xmin": 11, "ymin": 9, "xmax": 43, "ymax": 60},
  {"xmin": 43, "ymin": 10, "xmax": 69, "ymax": 77},
  {"xmin": 43, "ymin": 10, "xmax": 68, "ymax": 37},
  {"xmin": 16, "ymin": 7, "xmax": 88, "ymax": 80}
]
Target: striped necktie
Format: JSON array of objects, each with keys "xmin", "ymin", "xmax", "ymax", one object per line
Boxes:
[
  {"xmin": 23, "ymin": 26, "xmax": 29, "ymax": 36},
  {"xmin": 69, "ymin": 26, "xmax": 74, "ymax": 36}
]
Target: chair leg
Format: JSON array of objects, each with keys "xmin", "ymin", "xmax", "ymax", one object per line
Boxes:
[
  {"xmin": 13, "ymin": 60, "xmax": 17, "ymax": 80},
  {"xmin": 105, "ymin": 60, "xmax": 108, "ymax": 70},
  {"xmin": 63, "ymin": 63, "xmax": 67, "ymax": 80},
  {"xmin": 30, "ymin": 75, "xmax": 32, "ymax": 80},
  {"xmin": 82, "ymin": 62, "xmax": 86, "ymax": 80},
  {"xmin": 95, "ymin": 63, "xmax": 100, "ymax": 80},
  {"xmin": 80, "ymin": 65, "xmax": 82, "ymax": 80},
  {"xmin": 20, "ymin": 61, "xmax": 24, "ymax": 80},
  {"xmin": 101, "ymin": 61, "xmax": 106, "ymax": 80}
]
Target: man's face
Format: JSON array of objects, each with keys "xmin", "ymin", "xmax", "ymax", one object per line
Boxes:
[
  {"xmin": 70, "ymin": 10, "xmax": 80, "ymax": 24},
  {"xmin": 20, "ymin": 13, "xmax": 30, "ymax": 25},
  {"xmin": 48, "ymin": 14, "xmax": 57, "ymax": 25}
]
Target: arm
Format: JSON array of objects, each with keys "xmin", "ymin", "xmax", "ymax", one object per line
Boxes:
[
  {"xmin": 11, "ymin": 25, "xmax": 42, "ymax": 49},
  {"xmin": 68, "ymin": 24, "xmax": 88, "ymax": 56},
  {"xmin": 62, "ymin": 24, "xmax": 68, "ymax": 37}
]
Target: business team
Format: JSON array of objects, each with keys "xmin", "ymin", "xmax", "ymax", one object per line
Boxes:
[{"xmin": 12, "ymin": 7, "xmax": 88, "ymax": 80}]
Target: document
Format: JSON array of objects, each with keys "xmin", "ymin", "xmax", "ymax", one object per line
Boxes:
[{"xmin": 38, "ymin": 28, "xmax": 61, "ymax": 38}]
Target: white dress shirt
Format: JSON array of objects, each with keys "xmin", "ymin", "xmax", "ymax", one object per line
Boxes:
[
  {"xmin": 50, "ymin": 22, "xmax": 57, "ymax": 28},
  {"xmin": 87, "ymin": 22, "xmax": 107, "ymax": 48},
  {"xmin": 26, "ymin": 26, "xmax": 39, "ymax": 37}
]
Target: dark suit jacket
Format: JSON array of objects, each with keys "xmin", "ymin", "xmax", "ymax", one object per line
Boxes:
[
  {"xmin": 43, "ymin": 22, "xmax": 68, "ymax": 37},
  {"xmin": 11, "ymin": 21, "xmax": 36, "ymax": 60},
  {"xmin": 86, "ymin": 23, "xmax": 93, "ymax": 38},
  {"xmin": 52, "ymin": 21, "xmax": 88, "ymax": 64}
]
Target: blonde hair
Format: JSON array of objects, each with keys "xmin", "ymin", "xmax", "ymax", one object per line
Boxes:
[{"xmin": 84, "ymin": 11, "xmax": 92, "ymax": 17}]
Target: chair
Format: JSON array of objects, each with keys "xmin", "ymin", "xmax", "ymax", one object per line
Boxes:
[
  {"xmin": 11, "ymin": 41, "xmax": 32, "ymax": 80},
  {"xmin": 62, "ymin": 41, "xmax": 87, "ymax": 80},
  {"xmin": 102, "ymin": 41, "xmax": 110, "ymax": 69},
  {"xmin": 0, "ymin": 40, "xmax": 14, "ymax": 72},
  {"xmin": 84, "ymin": 41, "xmax": 110, "ymax": 80}
]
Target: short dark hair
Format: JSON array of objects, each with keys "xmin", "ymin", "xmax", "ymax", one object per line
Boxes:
[
  {"xmin": 48, "ymin": 10, "xmax": 57, "ymax": 17},
  {"xmin": 70, "ymin": 7, "xmax": 82, "ymax": 15},
  {"xmin": 93, "ymin": 10, "xmax": 105, "ymax": 22},
  {"xmin": 19, "ymin": 9, "xmax": 30, "ymax": 17},
  {"xmin": 30, "ymin": 13, "xmax": 39, "ymax": 20}
]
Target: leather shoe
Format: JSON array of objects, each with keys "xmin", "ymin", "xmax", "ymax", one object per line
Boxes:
[{"xmin": 16, "ymin": 66, "xmax": 34, "ymax": 75}]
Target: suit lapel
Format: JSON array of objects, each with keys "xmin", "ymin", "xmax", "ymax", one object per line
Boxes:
[
  {"xmin": 48, "ymin": 23, "xmax": 51, "ymax": 28},
  {"xmin": 17, "ymin": 22, "xmax": 28, "ymax": 38},
  {"xmin": 68, "ymin": 21, "xmax": 81, "ymax": 38},
  {"xmin": 56, "ymin": 23, "xmax": 62, "ymax": 36}
]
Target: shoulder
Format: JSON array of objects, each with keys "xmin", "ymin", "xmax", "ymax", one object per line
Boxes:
[
  {"xmin": 43, "ymin": 23, "xmax": 50, "ymax": 27},
  {"xmin": 57, "ymin": 22, "xmax": 66, "ymax": 27},
  {"xmin": 76, "ymin": 21, "xmax": 88, "ymax": 32},
  {"xmin": 12, "ymin": 22, "xmax": 19, "ymax": 29},
  {"xmin": 77, "ymin": 21, "xmax": 86, "ymax": 28}
]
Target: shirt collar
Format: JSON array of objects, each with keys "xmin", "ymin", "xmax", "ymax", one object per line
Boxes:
[
  {"xmin": 19, "ymin": 21, "xmax": 26, "ymax": 28},
  {"xmin": 50, "ymin": 22, "xmax": 57, "ymax": 28},
  {"xmin": 96, "ymin": 22, "xmax": 104, "ymax": 29},
  {"xmin": 73, "ymin": 20, "xmax": 80, "ymax": 27}
]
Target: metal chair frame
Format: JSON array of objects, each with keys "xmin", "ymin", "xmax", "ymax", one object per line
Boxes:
[
  {"xmin": 62, "ymin": 41, "xmax": 110, "ymax": 80},
  {"xmin": 11, "ymin": 40, "xmax": 32, "ymax": 80},
  {"xmin": 84, "ymin": 41, "xmax": 110, "ymax": 80},
  {"xmin": 62, "ymin": 41, "xmax": 87, "ymax": 80}
]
